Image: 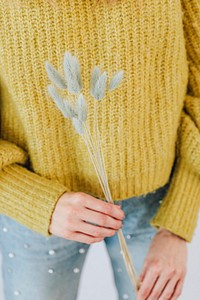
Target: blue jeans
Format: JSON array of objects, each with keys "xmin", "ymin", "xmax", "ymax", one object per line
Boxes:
[{"xmin": 0, "ymin": 181, "xmax": 170, "ymax": 300}]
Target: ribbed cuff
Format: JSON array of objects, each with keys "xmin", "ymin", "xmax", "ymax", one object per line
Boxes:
[
  {"xmin": 150, "ymin": 157, "xmax": 200, "ymax": 243},
  {"xmin": 0, "ymin": 163, "xmax": 69, "ymax": 237}
]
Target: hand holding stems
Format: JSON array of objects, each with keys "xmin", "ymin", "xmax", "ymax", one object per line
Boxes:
[
  {"xmin": 45, "ymin": 51, "xmax": 142, "ymax": 294},
  {"xmin": 49, "ymin": 191, "xmax": 125, "ymax": 244}
]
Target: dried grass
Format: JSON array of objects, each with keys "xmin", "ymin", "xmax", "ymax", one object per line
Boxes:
[{"xmin": 45, "ymin": 50, "xmax": 142, "ymax": 294}]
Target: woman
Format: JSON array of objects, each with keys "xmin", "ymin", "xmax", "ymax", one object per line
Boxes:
[{"xmin": 0, "ymin": 0, "xmax": 199, "ymax": 299}]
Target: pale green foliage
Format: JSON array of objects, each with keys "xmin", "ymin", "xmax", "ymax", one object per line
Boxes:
[
  {"xmin": 63, "ymin": 51, "xmax": 82, "ymax": 94},
  {"xmin": 90, "ymin": 65, "xmax": 124, "ymax": 100},
  {"xmin": 90, "ymin": 66, "xmax": 101, "ymax": 97},
  {"xmin": 47, "ymin": 84, "xmax": 77, "ymax": 119},
  {"xmin": 108, "ymin": 70, "xmax": 124, "ymax": 91},
  {"xmin": 45, "ymin": 61, "xmax": 68, "ymax": 90},
  {"xmin": 92, "ymin": 71, "xmax": 107, "ymax": 100},
  {"xmin": 77, "ymin": 93, "xmax": 87, "ymax": 122},
  {"xmin": 63, "ymin": 99, "xmax": 78, "ymax": 119},
  {"xmin": 45, "ymin": 50, "xmax": 125, "ymax": 132},
  {"xmin": 72, "ymin": 117, "xmax": 84, "ymax": 135}
]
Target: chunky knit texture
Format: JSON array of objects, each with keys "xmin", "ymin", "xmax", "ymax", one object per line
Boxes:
[{"xmin": 0, "ymin": 0, "xmax": 199, "ymax": 242}]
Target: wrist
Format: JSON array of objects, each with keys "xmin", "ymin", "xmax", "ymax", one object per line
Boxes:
[
  {"xmin": 158, "ymin": 227, "xmax": 176, "ymax": 236},
  {"xmin": 158, "ymin": 227, "xmax": 186, "ymax": 241}
]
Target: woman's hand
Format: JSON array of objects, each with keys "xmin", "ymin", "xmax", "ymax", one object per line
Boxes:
[
  {"xmin": 136, "ymin": 228, "xmax": 188, "ymax": 300},
  {"xmin": 49, "ymin": 191, "xmax": 125, "ymax": 244}
]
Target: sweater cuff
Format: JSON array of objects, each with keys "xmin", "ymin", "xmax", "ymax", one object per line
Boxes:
[
  {"xmin": 0, "ymin": 163, "xmax": 68, "ymax": 237},
  {"xmin": 150, "ymin": 157, "xmax": 200, "ymax": 243}
]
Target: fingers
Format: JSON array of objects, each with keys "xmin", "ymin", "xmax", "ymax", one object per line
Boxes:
[
  {"xmin": 136, "ymin": 269, "xmax": 159, "ymax": 300},
  {"xmin": 76, "ymin": 220, "xmax": 118, "ymax": 238},
  {"xmin": 50, "ymin": 225, "xmax": 105, "ymax": 244},
  {"xmin": 50, "ymin": 205, "xmax": 122, "ymax": 241},
  {"xmin": 156, "ymin": 276, "xmax": 179, "ymax": 300},
  {"xmin": 72, "ymin": 231, "xmax": 104, "ymax": 244},
  {"xmin": 137, "ymin": 266, "xmax": 184, "ymax": 300},
  {"xmin": 78, "ymin": 192, "xmax": 125, "ymax": 221},
  {"xmin": 170, "ymin": 278, "xmax": 185, "ymax": 300},
  {"xmin": 49, "ymin": 191, "xmax": 125, "ymax": 243},
  {"xmin": 79, "ymin": 207, "xmax": 123, "ymax": 230}
]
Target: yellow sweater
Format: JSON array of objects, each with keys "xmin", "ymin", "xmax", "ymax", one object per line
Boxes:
[{"xmin": 0, "ymin": 0, "xmax": 199, "ymax": 243}]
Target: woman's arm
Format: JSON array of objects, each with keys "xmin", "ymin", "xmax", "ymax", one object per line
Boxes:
[
  {"xmin": 0, "ymin": 87, "xmax": 68, "ymax": 236},
  {"xmin": 150, "ymin": 0, "xmax": 200, "ymax": 243}
]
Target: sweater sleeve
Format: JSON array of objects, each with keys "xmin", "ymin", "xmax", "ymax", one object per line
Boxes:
[
  {"xmin": 150, "ymin": 0, "xmax": 200, "ymax": 243},
  {"xmin": 0, "ymin": 135, "xmax": 68, "ymax": 237}
]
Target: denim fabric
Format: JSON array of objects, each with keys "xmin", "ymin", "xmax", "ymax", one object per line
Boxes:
[{"xmin": 0, "ymin": 181, "xmax": 171, "ymax": 300}]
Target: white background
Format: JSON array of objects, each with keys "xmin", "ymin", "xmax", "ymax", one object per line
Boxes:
[{"xmin": 0, "ymin": 216, "xmax": 200, "ymax": 300}]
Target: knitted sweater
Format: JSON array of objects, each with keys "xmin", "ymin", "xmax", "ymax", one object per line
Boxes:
[{"xmin": 0, "ymin": 0, "xmax": 199, "ymax": 243}]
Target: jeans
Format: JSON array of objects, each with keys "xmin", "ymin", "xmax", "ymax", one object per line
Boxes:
[{"xmin": 0, "ymin": 181, "xmax": 171, "ymax": 300}]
